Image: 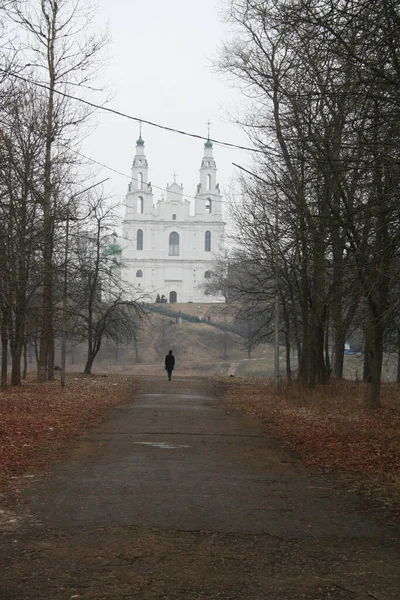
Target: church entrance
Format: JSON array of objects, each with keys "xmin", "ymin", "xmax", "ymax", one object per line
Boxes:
[{"xmin": 169, "ymin": 291, "xmax": 177, "ymax": 303}]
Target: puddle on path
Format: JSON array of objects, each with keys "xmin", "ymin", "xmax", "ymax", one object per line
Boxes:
[
  {"xmin": 133, "ymin": 442, "xmax": 191, "ymax": 449},
  {"xmin": 139, "ymin": 394, "xmax": 211, "ymax": 400}
]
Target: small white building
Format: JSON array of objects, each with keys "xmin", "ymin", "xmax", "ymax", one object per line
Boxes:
[{"xmin": 121, "ymin": 135, "xmax": 225, "ymax": 303}]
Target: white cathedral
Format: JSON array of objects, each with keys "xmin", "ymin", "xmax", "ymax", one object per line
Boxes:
[{"xmin": 121, "ymin": 134, "xmax": 225, "ymax": 303}]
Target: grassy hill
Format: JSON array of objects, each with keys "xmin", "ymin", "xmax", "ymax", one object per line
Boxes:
[
  {"xmin": 43, "ymin": 303, "xmax": 397, "ymax": 381},
  {"xmin": 58, "ymin": 307, "xmax": 259, "ymax": 377}
]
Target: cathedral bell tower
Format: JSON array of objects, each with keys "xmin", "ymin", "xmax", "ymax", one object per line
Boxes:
[
  {"xmin": 121, "ymin": 130, "xmax": 225, "ymax": 303},
  {"xmin": 195, "ymin": 138, "xmax": 222, "ymax": 217},
  {"xmin": 125, "ymin": 134, "xmax": 153, "ymax": 217}
]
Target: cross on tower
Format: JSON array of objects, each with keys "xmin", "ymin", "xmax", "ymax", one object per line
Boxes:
[
  {"xmin": 172, "ymin": 172, "xmax": 178, "ymax": 183},
  {"xmin": 206, "ymin": 119, "xmax": 212, "ymax": 139}
]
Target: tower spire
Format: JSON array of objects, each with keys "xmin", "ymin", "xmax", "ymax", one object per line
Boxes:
[
  {"xmin": 206, "ymin": 119, "xmax": 211, "ymax": 140},
  {"xmin": 136, "ymin": 121, "xmax": 144, "ymax": 147},
  {"xmin": 205, "ymin": 119, "xmax": 213, "ymax": 149}
]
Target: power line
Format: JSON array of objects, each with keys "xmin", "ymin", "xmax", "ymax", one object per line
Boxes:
[
  {"xmin": 5, "ymin": 69, "xmax": 275, "ymax": 155},
  {"xmin": 5, "ymin": 70, "xmax": 396, "ymax": 167}
]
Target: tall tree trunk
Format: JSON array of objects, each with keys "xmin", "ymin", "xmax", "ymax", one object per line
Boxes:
[
  {"xmin": 332, "ymin": 300, "xmax": 359, "ymax": 379},
  {"xmin": 11, "ymin": 343, "xmax": 22, "ymax": 386},
  {"xmin": 11, "ymin": 309, "xmax": 25, "ymax": 386},
  {"xmin": 37, "ymin": 182, "xmax": 55, "ymax": 381},
  {"xmin": 38, "ymin": 5, "xmax": 57, "ymax": 382},
  {"xmin": 47, "ymin": 335, "xmax": 55, "ymax": 381},
  {"xmin": 247, "ymin": 321, "xmax": 252, "ymax": 359},
  {"xmin": 83, "ymin": 356, "xmax": 94, "ymax": 375},
  {"xmin": 133, "ymin": 334, "xmax": 139, "ymax": 362},
  {"xmin": 23, "ymin": 341, "xmax": 27, "ymax": 380},
  {"xmin": 316, "ymin": 319, "xmax": 327, "ymax": 384},
  {"xmin": 285, "ymin": 330, "xmax": 291, "ymax": 384},
  {"xmin": 397, "ymin": 329, "xmax": 400, "ymax": 384},
  {"xmin": 298, "ymin": 237, "xmax": 309, "ymax": 384},
  {"xmin": 364, "ymin": 106, "xmax": 390, "ymax": 408},
  {"xmin": 86, "ymin": 304, "xmax": 93, "ymax": 374},
  {"xmin": 324, "ymin": 315, "xmax": 331, "ymax": 377},
  {"xmin": 288, "ymin": 283, "xmax": 301, "ymax": 380},
  {"xmin": 363, "ymin": 319, "xmax": 372, "ymax": 382},
  {"xmin": 281, "ymin": 296, "xmax": 292, "ymax": 383},
  {"xmin": 366, "ymin": 318, "xmax": 384, "ymax": 409},
  {"xmin": 330, "ymin": 173, "xmax": 345, "ymax": 379},
  {"xmin": 34, "ymin": 337, "xmax": 39, "ymax": 367},
  {"xmin": 308, "ymin": 316, "xmax": 316, "ymax": 387},
  {"xmin": 84, "ymin": 337, "xmax": 101, "ymax": 375},
  {"xmin": 1, "ymin": 315, "xmax": 8, "ymax": 391},
  {"xmin": 314, "ymin": 213, "xmax": 328, "ymax": 385},
  {"xmin": 333, "ymin": 334, "xmax": 346, "ymax": 379}
]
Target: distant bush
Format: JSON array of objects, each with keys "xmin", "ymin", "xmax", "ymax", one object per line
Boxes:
[{"xmin": 147, "ymin": 305, "xmax": 201, "ymax": 323}]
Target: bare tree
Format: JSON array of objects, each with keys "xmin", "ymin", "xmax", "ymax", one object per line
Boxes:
[
  {"xmin": 6, "ymin": 0, "xmax": 108, "ymax": 381},
  {"xmin": 218, "ymin": 0, "xmax": 400, "ymax": 406},
  {"xmin": 67, "ymin": 198, "xmax": 146, "ymax": 375},
  {"xmin": 0, "ymin": 83, "xmax": 46, "ymax": 386}
]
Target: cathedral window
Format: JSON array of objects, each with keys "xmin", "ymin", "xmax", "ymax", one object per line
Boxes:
[
  {"xmin": 205, "ymin": 198, "xmax": 212, "ymax": 213},
  {"xmin": 136, "ymin": 270, "xmax": 143, "ymax": 278},
  {"xmin": 138, "ymin": 172, "xmax": 143, "ymax": 189},
  {"xmin": 205, "ymin": 230, "xmax": 211, "ymax": 251},
  {"xmin": 137, "ymin": 196, "xmax": 144, "ymax": 213},
  {"xmin": 169, "ymin": 231, "xmax": 179, "ymax": 255},
  {"xmin": 204, "ymin": 271, "xmax": 212, "ymax": 279},
  {"xmin": 206, "ymin": 174, "xmax": 211, "ymax": 191},
  {"xmin": 137, "ymin": 229, "xmax": 143, "ymax": 250},
  {"xmin": 172, "ymin": 214, "xmax": 176, "ymax": 220}
]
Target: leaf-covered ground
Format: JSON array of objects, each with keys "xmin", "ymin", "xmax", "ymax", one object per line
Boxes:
[
  {"xmin": 215, "ymin": 378, "xmax": 400, "ymax": 503},
  {"xmin": 0, "ymin": 375, "xmax": 138, "ymax": 489},
  {"xmin": 0, "ymin": 375, "xmax": 399, "ymax": 600}
]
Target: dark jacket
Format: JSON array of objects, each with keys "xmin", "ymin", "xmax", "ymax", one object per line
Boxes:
[{"xmin": 165, "ymin": 353, "xmax": 175, "ymax": 371}]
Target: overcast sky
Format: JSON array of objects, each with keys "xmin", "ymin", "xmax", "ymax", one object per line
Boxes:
[{"xmin": 82, "ymin": 0, "xmax": 249, "ymax": 214}]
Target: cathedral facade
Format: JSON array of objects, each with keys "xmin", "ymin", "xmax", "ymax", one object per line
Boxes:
[{"xmin": 121, "ymin": 135, "xmax": 225, "ymax": 303}]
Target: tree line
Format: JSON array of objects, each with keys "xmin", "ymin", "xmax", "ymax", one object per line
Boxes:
[
  {"xmin": 208, "ymin": 0, "xmax": 400, "ymax": 407},
  {"xmin": 0, "ymin": 0, "xmax": 144, "ymax": 388}
]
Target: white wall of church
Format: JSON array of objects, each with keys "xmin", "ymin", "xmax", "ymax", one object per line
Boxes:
[{"xmin": 121, "ymin": 136, "xmax": 225, "ymax": 303}]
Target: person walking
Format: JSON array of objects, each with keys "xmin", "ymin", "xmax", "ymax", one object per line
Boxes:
[{"xmin": 165, "ymin": 349, "xmax": 175, "ymax": 381}]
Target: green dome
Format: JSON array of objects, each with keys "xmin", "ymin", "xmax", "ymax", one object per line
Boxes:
[
  {"xmin": 104, "ymin": 242, "xmax": 122, "ymax": 256},
  {"xmin": 204, "ymin": 138, "xmax": 213, "ymax": 148},
  {"xmin": 136, "ymin": 135, "xmax": 144, "ymax": 146}
]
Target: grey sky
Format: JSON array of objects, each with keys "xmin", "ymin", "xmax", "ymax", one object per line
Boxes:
[{"xmin": 83, "ymin": 0, "xmax": 248, "ymax": 212}]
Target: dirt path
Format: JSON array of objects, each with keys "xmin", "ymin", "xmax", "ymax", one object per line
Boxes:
[{"xmin": 0, "ymin": 376, "xmax": 399, "ymax": 599}]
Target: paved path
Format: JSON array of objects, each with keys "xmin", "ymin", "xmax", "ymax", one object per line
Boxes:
[{"xmin": 0, "ymin": 377, "xmax": 399, "ymax": 599}]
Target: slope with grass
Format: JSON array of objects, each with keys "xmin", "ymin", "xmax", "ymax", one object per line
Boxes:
[{"xmin": 86, "ymin": 311, "xmax": 259, "ymax": 376}]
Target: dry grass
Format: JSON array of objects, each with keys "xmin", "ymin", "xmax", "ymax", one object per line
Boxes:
[
  {"xmin": 215, "ymin": 377, "xmax": 400, "ymax": 499},
  {"xmin": 163, "ymin": 302, "xmax": 236, "ymax": 323}
]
